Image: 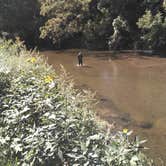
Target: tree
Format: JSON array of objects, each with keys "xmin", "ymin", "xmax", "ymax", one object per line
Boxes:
[
  {"xmin": 0, "ymin": 0, "xmax": 41, "ymax": 46},
  {"xmin": 39, "ymin": 0, "xmax": 166, "ymax": 50},
  {"xmin": 39, "ymin": 0, "xmax": 141, "ymax": 50},
  {"xmin": 137, "ymin": 1, "xmax": 166, "ymax": 49},
  {"xmin": 39, "ymin": 0, "xmax": 91, "ymax": 46},
  {"xmin": 108, "ymin": 16, "xmax": 129, "ymax": 50}
]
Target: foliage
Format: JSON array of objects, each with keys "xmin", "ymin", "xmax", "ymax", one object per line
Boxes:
[
  {"xmin": 0, "ymin": 72, "xmax": 11, "ymax": 94},
  {"xmin": 0, "ymin": 40, "xmax": 154, "ymax": 165},
  {"xmin": 164, "ymin": 0, "xmax": 166, "ymax": 10},
  {"xmin": 39, "ymin": 0, "xmax": 139, "ymax": 49},
  {"xmin": 38, "ymin": 0, "xmax": 149, "ymax": 50},
  {"xmin": 108, "ymin": 16, "xmax": 129, "ymax": 50},
  {"xmin": 0, "ymin": 0, "xmax": 42, "ymax": 45},
  {"xmin": 1, "ymin": 0, "xmax": 166, "ymax": 50},
  {"xmin": 137, "ymin": 6, "xmax": 166, "ymax": 49},
  {"xmin": 40, "ymin": 0, "xmax": 91, "ymax": 45}
]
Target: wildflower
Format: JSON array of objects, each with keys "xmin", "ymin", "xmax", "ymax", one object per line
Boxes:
[
  {"xmin": 27, "ymin": 57, "xmax": 36, "ymax": 63},
  {"xmin": 49, "ymin": 81, "xmax": 55, "ymax": 89},
  {"xmin": 123, "ymin": 128, "xmax": 128, "ymax": 134},
  {"xmin": 44, "ymin": 75, "xmax": 53, "ymax": 83}
]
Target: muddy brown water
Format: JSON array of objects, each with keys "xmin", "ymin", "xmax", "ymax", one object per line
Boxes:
[{"xmin": 42, "ymin": 50, "xmax": 166, "ymax": 165}]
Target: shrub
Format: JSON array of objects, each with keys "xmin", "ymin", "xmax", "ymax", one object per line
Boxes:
[
  {"xmin": 0, "ymin": 40, "xmax": 153, "ymax": 166},
  {"xmin": 0, "ymin": 72, "xmax": 11, "ymax": 94}
]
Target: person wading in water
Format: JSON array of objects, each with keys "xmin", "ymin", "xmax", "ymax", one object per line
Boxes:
[{"xmin": 77, "ymin": 51, "xmax": 83, "ymax": 66}]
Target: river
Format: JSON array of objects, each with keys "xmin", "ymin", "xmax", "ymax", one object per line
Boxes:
[{"xmin": 42, "ymin": 50, "xmax": 166, "ymax": 165}]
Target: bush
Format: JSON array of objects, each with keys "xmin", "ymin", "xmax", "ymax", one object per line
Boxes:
[
  {"xmin": 0, "ymin": 40, "xmax": 153, "ymax": 166},
  {"xmin": 0, "ymin": 72, "xmax": 11, "ymax": 94}
]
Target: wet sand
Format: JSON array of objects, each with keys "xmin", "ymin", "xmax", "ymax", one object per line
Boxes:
[{"xmin": 42, "ymin": 50, "xmax": 166, "ymax": 164}]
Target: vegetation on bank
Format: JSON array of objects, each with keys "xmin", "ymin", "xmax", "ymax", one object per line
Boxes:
[
  {"xmin": 0, "ymin": 40, "xmax": 154, "ymax": 165},
  {"xmin": 0, "ymin": 0, "xmax": 166, "ymax": 50}
]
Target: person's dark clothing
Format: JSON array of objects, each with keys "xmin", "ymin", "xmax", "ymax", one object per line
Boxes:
[{"xmin": 78, "ymin": 52, "xmax": 83, "ymax": 66}]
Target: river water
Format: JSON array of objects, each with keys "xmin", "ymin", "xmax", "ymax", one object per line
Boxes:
[{"xmin": 42, "ymin": 50, "xmax": 166, "ymax": 165}]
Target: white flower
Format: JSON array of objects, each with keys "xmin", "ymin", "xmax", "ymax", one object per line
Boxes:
[{"xmin": 49, "ymin": 82, "xmax": 55, "ymax": 89}]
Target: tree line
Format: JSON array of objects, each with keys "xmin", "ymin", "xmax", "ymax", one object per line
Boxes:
[{"xmin": 0, "ymin": 0, "xmax": 166, "ymax": 50}]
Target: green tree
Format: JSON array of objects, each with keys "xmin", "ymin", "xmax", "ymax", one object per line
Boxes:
[
  {"xmin": 108, "ymin": 16, "xmax": 129, "ymax": 50},
  {"xmin": 39, "ymin": 0, "xmax": 141, "ymax": 50},
  {"xmin": 38, "ymin": 0, "xmax": 166, "ymax": 50},
  {"xmin": 137, "ymin": 1, "xmax": 166, "ymax": 49},
  {"xmin": 40, "ymin": 0, "xmax": 91, "ymax": 46}
]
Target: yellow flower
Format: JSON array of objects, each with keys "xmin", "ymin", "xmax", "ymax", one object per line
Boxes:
[
  {"xmin": 27, "ymin": 57, "xmax": 36, "ymax": 63},
  {"xmin": 44, "ymin": 75, "xmax": 53, "ymax": 83},
  {"xmin": 123, "ymin": 128, "xmax": 128, "ymax": 134}
]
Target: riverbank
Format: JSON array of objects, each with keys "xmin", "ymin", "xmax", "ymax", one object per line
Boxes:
[
  {"xmin": 43, "ymin": 50, "xmax": 166, "ymax": 165},
  {"xmin": 0, "ymin": 40, "xmax": 153, "ymax": 165}
]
